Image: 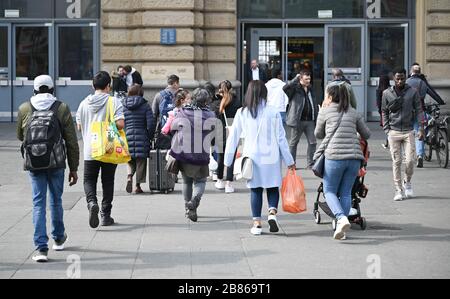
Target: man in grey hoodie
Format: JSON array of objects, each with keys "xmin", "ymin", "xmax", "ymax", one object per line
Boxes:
[{"xmin": 76, "ymin": 71, "xmax": 125, "ymax": 228}]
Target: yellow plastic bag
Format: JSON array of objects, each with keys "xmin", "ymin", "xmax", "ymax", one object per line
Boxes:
[
  {"xmin": 91, "ymin": 97, "xmax": 131, "ymax": 164},
  {"xmin": 281, "ymin": 169, "xmax": 307, "ymax": 214}
]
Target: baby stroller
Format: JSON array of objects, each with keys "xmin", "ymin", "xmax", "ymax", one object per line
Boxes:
[{"xmin": 313, "ymin": 139, "xmax": 370, "ymax": 231}]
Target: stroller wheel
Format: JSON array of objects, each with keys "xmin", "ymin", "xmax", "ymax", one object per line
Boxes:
[
  {"xmin": 360, "ymin": 217, "xmax": 367, "ymax": 230},
  {"xmin": 332, "ymin": 219, "xmax": 337, "ymax": 231},
  {"xmin": 314, "ymin": 211, "xmax": 321, "ymax": 224}
]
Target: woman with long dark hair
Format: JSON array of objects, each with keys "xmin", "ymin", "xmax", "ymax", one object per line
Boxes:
[
  {"xmin": 224, "ymin": 81, "xmax": 295, "ymax": 235},
  {"xmin": 315, "ymin": 83, "xmax": 371, "ymax": 240},
  {"xmin": 210, "ymin": 80, "xmax": 241, "ymax": 193}
]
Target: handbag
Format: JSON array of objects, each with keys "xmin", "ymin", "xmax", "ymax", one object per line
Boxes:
[
  {"xmin": 91, "ymin": 97, "xmax": 131, "ymax": 164},
  {"xmin": 311, "ymin": 113, "xmax": 344, "ymax": 178},
  {"xmin": 165, "ymin": 152, "xmax": 180, "ymax": 175},
  {"xmin": 233, "ymin": 110, "xmax": 265, "ymax": 181}
]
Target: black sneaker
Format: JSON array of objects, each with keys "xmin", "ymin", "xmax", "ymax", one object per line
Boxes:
[
  {"xmin": 88, "ymin": 203, "xmax": 100, "ymax": 229},
  {"xmin": 187, "ymin": 209, "xmax": 198, "ymax": 222},
  {"xmin": 101, "ymin": 216, "xmax": 115, "ymax": 227},
  {"xmin": 417, "ymin": 156, "xmax": 424, "ymax": 168},
  {"xmin": 53, "ymin": 233, "xmax": 68, "ymax": 251},
  {"xmin": 32, "ymin": 249, "xmax": 48, "ymax": 263}
]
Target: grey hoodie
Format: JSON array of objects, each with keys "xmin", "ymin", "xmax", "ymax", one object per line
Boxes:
[{"xmin": 76, "ymin": 93, "xmax": 124, "ymax": 161}]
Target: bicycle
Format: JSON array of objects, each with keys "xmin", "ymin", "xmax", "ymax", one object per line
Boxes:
[{"xmin": 423, "ymin": 104, "xmax": 449, "ymax": 168}]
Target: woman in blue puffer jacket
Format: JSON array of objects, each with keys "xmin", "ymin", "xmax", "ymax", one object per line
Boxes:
[{"xmin": 122, "ymin": 85, "xmax": 154, "ymax": 194}]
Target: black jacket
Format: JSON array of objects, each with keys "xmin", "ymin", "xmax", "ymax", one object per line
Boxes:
[
  {"xmin": 382, "ymin": 85, "xmax": 424, "ymax": 134},
  {"xmin": 122, "ymin": 96, "xmax": 154, "ymax": 158},
  {"xmin": 283, "ymin": 79, "xmax": 319, "ymax": 127},
  {"xmin": 131, "ymin": 71, "xmax": 143, "ymax": 86},
  {"xmin": 248, "ymin": 68, "xmax": 268, "ymax": 83}
]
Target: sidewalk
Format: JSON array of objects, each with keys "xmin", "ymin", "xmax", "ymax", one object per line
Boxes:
[{"xmin": 0, "ymin": 122, "xmax": 449, "ymax": 279}]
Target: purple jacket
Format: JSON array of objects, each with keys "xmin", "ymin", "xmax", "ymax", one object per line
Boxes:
[{"xmin": 170, "ymin": 106, "xmax": 216, "ymax": 166}]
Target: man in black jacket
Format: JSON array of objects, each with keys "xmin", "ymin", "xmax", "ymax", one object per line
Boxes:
[{"xmin": 283, "ymin": 70, "xmax": 319, "ymax": 169}]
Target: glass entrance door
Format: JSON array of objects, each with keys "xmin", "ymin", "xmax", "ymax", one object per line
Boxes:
[
  {"xmin": 55, "ymin": 23, "xmax": 97, "ymax": 113},
  {"xmin": 325, "ymin": 24, "xmax": 365, "ymax": 116},
  {"xmin": 0, "ymin": 24, "xmax": 11, "ymax": 121},
  {"xmin": 367, "ymin": 23, "xmax": 408, "ymax": 121},
  {"xmin": 286, "ymin": 25, "xmax": 325, "ymax": 102},
  {"xmin": 12, "ymin": 24, "xmax": 52, "ymax": 117}
]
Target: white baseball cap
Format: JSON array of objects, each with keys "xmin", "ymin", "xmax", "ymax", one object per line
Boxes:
[{"xmin": 34, "ymin": 75, "xmax": 54, "ymax": 91}]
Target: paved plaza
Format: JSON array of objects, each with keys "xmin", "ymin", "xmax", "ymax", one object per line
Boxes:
[{"xmin": 0, "ymin": 123, "xmax": 449, "ymax": 279}]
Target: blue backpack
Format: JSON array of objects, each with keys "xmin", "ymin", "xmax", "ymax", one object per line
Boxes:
[{"xmin": 159, "ymin": 90, "xmax": 175, "ymax": 128}]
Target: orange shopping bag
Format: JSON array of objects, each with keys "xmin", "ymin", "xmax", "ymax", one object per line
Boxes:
[{"xmin": 281, "ymin": 169, "xmax": 307, "ymax": 214}]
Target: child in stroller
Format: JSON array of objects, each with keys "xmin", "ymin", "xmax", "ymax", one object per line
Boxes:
[{"xmin": 313, "ymin": 138, "xmax": 370, "ymax": 231}]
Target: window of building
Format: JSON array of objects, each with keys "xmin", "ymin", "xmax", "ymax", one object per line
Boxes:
[
  {"xmin": 15, "ymin": 27, "xmax": 48, "ymax": 79},
  {"xmin": 0, "ymin": 0, "xmax": 53, "ymax": 19},
  {"xmin": 328, "ymin": 27, "xmax": 361, "ymax": 68},
  {"xmin": 380, "ymin": 0, "xmax": 409, "ymax": 18},
  {"xmin": 370, "ymin": 25, "xmax": 406, "ymax": 77},
  {"xmin": 238, "ymin": 0, "xmax": 283, "ymax": 19},
  {"xmin": 0, "ymin": 27, "xmax": 7, "ymax": 74},
  {"xmin": 58, "ymin": 26, "xmax": 94, "ymax": 80},
  {"xmin": 285, "ymin": 0, "xmax": 365, "ymax": 18}
]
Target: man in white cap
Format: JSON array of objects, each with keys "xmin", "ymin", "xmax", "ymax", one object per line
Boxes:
[{"xmin": 17, "ymin": 75, "xmax": 80, "ymax": 262}]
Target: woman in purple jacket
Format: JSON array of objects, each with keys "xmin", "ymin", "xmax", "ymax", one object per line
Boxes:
[{"xmin": 170, "ymin": 88, "xmax": 216, "ymax": 222}]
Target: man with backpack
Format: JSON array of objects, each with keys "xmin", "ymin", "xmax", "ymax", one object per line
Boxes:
[
  {"xmin": 152, "ymin": 74, "xmax": 180, "ymax": 131},
  {"xmin": 17, "ymin": 75, "xmax": 80, "ymax": 262},
  {"xmin": 76, "ymin": 71, "xmax": 125, "ymax": 229}
]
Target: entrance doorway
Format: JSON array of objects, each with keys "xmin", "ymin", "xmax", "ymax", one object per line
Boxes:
[{"xmin": 0, "ymin": 22, "xmax": 98, "ymax": 122}]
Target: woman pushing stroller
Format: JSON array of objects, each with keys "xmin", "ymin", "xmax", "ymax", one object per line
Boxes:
[{"xmin": 314, "ymin": 83, "xmax": 371, "ymax": 240}]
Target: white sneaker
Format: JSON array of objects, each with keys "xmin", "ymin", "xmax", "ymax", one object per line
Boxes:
[
  {"xmin": 250, "ymin": 226, "xmax": 262, "ymax": 236},
  {"xmin": 215, "ymin": 180, "xmax": 225, "ymax": 190},
  {"xmin": 268, "ymin": 215, "xmax": 279, "ymax": 233},
  {"xmin": 334, "ymin": 217, "xmax": 351, "ymax": 240},
  {"xmin": 403, "ymin": 181, "xmax": 414, "ymax": 199},
  {"xmin": 32, "ymin": 250, "xmax": 48, "ymax": 263},
  {"xmin": 212, "ymin": 174, "xmax": 218, "ymax": 182},
  {"xmin": 349, "ymin": 208, "xmax": 358, "ymax": 216},
  {"xmin": 52, "ymin": 233, "xmax": 68, "ymax": 251},
  {"xmin": 225, "ymin": 184, "xmax": 235, "ymax": 194},
  {"xmin": 394, "ymin": 190, "xmax": 405, "ymax": 201}
]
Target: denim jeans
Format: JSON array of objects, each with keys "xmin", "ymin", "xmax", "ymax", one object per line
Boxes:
[
  {"xmin": 250, "ymin": 188, "xmax": 280, "ymax": 221},
  {"xmin": 280, "ymin": 112, "xmax": 287, "ymax": 125},
  {"xmin": 29, "ymin": 168, "xmax": 65, "ymax": 251},
  {"xmin": 323, "ymin": 159, "xmax": 360, "ymax": 220},
  {"xmin": 182, "ymin": 173, "xmax": 207, "ymax": 209},
  {"xmin": 414, "ymin": 119, "xmax": 425, "ymax": 158},
  {"xmin": 84, "ymin": 161, "xmax": 118, "ymax": 217}
]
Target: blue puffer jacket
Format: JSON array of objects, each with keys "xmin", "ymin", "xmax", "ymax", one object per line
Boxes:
[{"xmin": 122, "ymin": 96, "xmax": 154, "ymax": 159}]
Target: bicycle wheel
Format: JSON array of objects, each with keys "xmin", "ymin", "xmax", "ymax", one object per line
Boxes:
[{"xmin": 436, "ymin": 129, "xmax": 449, "ymax": 168}]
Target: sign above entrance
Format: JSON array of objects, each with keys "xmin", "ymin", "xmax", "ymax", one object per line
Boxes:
[
  {"xmin": 318, "ymin": 10, "xmax": 333, "ymax": 19},
  {"xmin": 4, "ymin": 9, "xmax": 19, "ymax": 18}
]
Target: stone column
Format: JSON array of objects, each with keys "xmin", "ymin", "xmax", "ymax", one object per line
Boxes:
[{"xmin": 417, "ymin": 0, "xmax": 450, "ymax": 117}]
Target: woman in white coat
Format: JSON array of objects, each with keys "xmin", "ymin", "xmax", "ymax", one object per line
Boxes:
[{"xmin": 224, "ymin": 80, "xmax": 295, "ymax": 235}]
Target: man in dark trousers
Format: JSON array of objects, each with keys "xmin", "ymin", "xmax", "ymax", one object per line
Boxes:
[{"xmin": 283, "ymin": 70, "xmax": 319, "ymax": 169}]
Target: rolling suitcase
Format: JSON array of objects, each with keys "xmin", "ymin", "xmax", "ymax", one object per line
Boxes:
[{"xmin": 148, "ymin": 149, "xmax": 176, "ymax": 194}]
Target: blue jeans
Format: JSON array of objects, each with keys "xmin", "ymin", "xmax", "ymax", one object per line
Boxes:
[
  {"xmin": 323, "ymin": 159, "xmax": 360, "ymax": 220},
  {"xmin": 414, "ymin": 119, "xmax": 425, "ymax": 158},
  {"xmin": 29, "ymin": 169, "xmax": 65, "ymax": 251},
  {"xmin": 280, "ymin": 112, "xmax": 287, "ymax": 125},
  {"xmin": 250, "ymin": 188, "xmax": 279, "ymax": 221}
]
